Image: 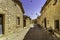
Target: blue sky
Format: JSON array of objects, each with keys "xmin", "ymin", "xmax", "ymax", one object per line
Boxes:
[{"xmin": 20, "ymin": 0, "xmax": 46, "ymax": 19}]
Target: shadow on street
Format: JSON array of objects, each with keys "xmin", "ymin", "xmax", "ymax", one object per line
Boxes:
[{"xmin": 23, "ymin": 24, "xmax": 58, "ymax": 40}]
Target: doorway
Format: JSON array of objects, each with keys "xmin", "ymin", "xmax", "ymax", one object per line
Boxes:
[
  {"xmin": 54, "ymin": 20, "xmax": 59, "ymax": 31},
  {"xmin": 0, "ymin": 14, "xmax": 4, "ymax": 34},
  {"xmin": 24, "ymin": 20, "xmax": 26, "ymax": 27},
  {"xmin": 44, "ymin": 18, "xmax": 47, "ymax": 28}
]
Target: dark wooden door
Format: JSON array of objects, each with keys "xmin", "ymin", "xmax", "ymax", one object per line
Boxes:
[
  {"xmin": 55, "ymin": 20, "xmax": 59, "ymax": 31},
  {"xmin": 0, "ymin": 15, "xmax": 4, "ymax": 34},
  {"xmin": 44, "ymin": 18, "xmax": 46, "ymax": 28},
  {"xmin": 24, "ymin": 20, "xmax": 26, "ymax": 27}
]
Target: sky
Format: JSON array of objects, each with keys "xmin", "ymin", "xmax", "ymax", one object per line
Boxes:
[{"xmin": 20, "ymin": 0, "xmax": 46, "ymax": 19}]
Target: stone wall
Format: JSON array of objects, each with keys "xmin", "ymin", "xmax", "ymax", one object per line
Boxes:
[
  {"xmin": 0, "ymin": 0, "xmax": 24, "ymax": 38},
  {"xmin": 37, "ymin": 0, "xmax": 60, "ymax": 30},
  {"xmin": 26, "ymin": 18, "xmax": 31, "ymax": 27}
]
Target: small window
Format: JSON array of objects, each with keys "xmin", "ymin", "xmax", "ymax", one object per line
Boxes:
[
  {"xmin": 17, "ymin": 17, "xmax": 20, "ymax": 25},
  {"xmin": 53, "ymin": 0, "xmax": 57, "ymax": 5},
  {"xmin": 15, "ymin": 4, "xmax": 16, "ymax": 6}
]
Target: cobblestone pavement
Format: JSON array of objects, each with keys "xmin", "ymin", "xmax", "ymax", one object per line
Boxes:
[{"xmin": 23, "ymin": 25, "xmax": 60, "ymax": 40}]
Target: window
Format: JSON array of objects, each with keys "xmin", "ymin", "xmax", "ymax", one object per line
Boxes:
[
  {"xmin": 17, "ymin": 17, "xmax": 20, "ymax": 25},
  {"xmin": 53, "ymin": 0, "xmax": 57, "ymax": 5},
  {"xmin": 14, "ymin": 3, "xmax": 16, "ymax": 6}
]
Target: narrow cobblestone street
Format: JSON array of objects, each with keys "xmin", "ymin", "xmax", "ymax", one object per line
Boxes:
[{"xmin": 23, "ymin": 25, "xmax": 60, "ymax": 40}]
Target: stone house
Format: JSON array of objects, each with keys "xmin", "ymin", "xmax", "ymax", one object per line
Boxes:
[
  {"xmin": 23, "ymin": 15, "xmax": 31, "ymax": 28},
  {"xmin": 0, "ymin": 0, "xmax": 24, "ymax": 39},
  {"xmin": 37, "ymin": 0, "xmax": 60, "ymax": 38}
]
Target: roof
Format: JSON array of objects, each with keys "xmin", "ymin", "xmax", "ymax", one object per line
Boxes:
[
  {"xmin": 40, "ymin": 0, "xmax": 51, "ymax": 13},
  {"xmin": 12, "ymin": 0, "xmax": 25, "ymax": 13},
  {"xmin": 23, "ymin": 15, "xmax": 31, "ymax": 20}
]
